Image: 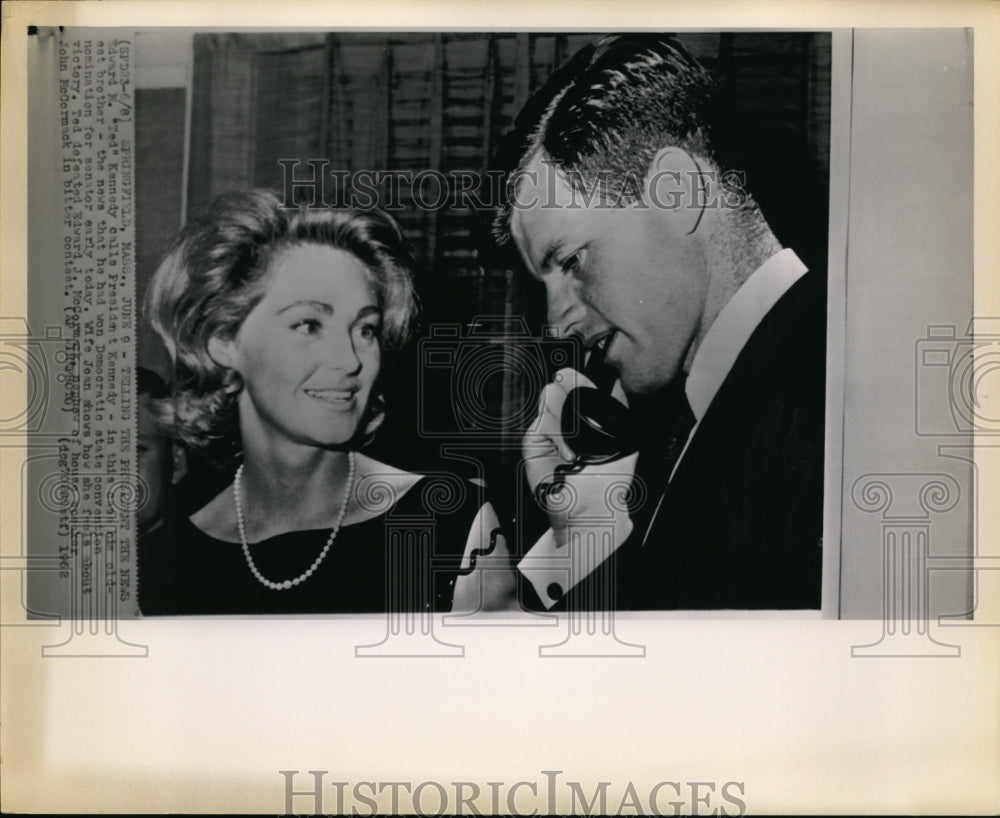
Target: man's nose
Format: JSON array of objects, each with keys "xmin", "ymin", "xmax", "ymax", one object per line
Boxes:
[{"xmin": 546, "ymin": 276, "xmax": 587, "ymax": 336}]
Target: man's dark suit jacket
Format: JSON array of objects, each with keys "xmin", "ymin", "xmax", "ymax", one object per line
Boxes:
[{"xmin": 549, "ymin": 270, "xmax": 826, "ymax": 611}]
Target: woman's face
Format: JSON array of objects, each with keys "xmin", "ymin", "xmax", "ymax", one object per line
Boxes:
[{"xmin": 214, "ymin": 243, "xmax": 382, "ymax": 452}]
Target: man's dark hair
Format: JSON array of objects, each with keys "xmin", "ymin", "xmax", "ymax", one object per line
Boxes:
[{"xmin": 488, "ymin": 34, "xmax": 733, "ymax": 254}]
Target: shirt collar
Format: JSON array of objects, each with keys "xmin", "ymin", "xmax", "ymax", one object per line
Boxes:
[{"xmin": 684, "ymin": 248, "xmax": 808, "ymax": 422}]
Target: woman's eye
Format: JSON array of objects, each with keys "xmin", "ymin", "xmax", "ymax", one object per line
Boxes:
[
  {"xmin": 356, "ymin": 323, "xmax": 380, "ymax": 342},
  {"xmin": 292, "ymin": 318, "xmax": 322, "ymax": 335}
]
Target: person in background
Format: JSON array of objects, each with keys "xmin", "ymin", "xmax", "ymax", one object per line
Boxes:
[{"xmin": 137, "ymin": 366, "xmax": 188, "ymax": 536}]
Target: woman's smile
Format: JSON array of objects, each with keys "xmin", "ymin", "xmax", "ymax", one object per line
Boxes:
[{"xmin": 303, "ymin": 386, "xmax": 360, "ymax": 409}]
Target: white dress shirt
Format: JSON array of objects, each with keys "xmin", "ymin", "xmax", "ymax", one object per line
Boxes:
[{"xmin": 518, "ymin": 248, "xmax": 809, "ymax": 608}]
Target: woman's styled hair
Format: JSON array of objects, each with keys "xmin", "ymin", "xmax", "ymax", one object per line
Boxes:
[{"xmin": 145, "ymin": 189, "xmax": 419, "ymax": 456}]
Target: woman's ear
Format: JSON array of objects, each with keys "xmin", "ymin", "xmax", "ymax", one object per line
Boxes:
[{"xmin": 207, "ymin": 334, "xmax": 238, "ymax": 369}]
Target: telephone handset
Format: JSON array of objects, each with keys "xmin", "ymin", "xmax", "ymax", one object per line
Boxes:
[
  {"xmin": 535, "ymin": 335, "xmax": 638, "ymax": 505},
  {"xmin": 561, "ymin": 335, "xmax": 638, "ymax": 464}
]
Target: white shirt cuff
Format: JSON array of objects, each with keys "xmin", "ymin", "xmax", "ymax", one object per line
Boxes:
[{"xmin": 517, "ymin": 517, "xmax": 634, "ymax": 609}]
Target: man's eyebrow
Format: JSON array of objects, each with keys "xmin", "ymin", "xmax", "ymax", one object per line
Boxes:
[{"xmin": 276, "ymin": 300, "xmax": 333, "ymax": 315}]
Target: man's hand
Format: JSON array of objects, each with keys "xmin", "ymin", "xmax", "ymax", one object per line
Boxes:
[{"xmin": 522, "ymin": 367, "xmax": 638, "ymax": 542}]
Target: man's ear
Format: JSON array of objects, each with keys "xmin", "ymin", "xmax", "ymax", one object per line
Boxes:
[
  {"xmin": 207, "ymin": 334, "xmax": 238, "ymax": 369},
  {"xmin": 645, "ymin": 147, "xmax": 708, "ymax": 235}
]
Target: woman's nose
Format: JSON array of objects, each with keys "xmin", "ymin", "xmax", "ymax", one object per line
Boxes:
[{"xmin": 320, "ymin": 329, "xmax": 362, "ymax": 373}]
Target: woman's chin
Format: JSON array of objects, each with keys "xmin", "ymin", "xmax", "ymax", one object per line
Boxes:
[{"xmin": 271, "ymin": 423, "xmax": 361, "ymax": 451}]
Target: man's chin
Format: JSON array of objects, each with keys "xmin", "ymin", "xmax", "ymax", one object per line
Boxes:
[
  {"xmin": 619, "ymin": 366, "xmax": 677, "ymax": 397},
  {"xmin": 618, "ymin": 369, "xmax": 657, "ymax": 396}
]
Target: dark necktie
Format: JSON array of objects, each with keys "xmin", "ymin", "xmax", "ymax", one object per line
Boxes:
[
  {"xmin": 552, "ymin": 376, "xmax": 695, "ymax": 611},
  {"xmin": 627, "ymin": 375, "xmax": 697, "ymax": 540}
]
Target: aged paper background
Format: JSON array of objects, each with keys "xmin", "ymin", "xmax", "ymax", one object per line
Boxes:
[{"xmin": 2, "ymin": 0, "xmax": 998, "ymax": 814}]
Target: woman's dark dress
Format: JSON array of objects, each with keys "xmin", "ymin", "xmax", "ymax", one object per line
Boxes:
[{"xmin": 137, "ymin": 477, "xmax": 483, "ymax": 615}]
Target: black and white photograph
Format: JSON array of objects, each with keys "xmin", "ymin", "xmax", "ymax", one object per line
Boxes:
[
  {"xmin": 2, "ymin": 1, "xmax": 998, "ymax": 814},
  {"xmin": 22, "ymin": 29, "xmax": 844, "ymax": 619}
]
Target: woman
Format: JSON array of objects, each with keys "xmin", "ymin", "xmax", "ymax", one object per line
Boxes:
[{"xmin": 137, "ymin": 190, "xmax": 515, "ymax": 615}]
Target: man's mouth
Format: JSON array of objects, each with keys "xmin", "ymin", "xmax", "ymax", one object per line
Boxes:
[
  {"xmin": 585, "ymin": 330, "xmax": 619, "ymax": 364},
  {"xmin": 582, "ymin": 330, "xmax": 621, "ymax": 388},
  {"xmin": 594, "ymin": 331, "xmax": 617, "ymax": 353}
]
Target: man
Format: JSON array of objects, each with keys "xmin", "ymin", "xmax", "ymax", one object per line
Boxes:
[
  {"xmin": 137, "ymin": 367, "xmax": 188, "ymax": 536},
  {"xmin": 489, "ymin": 35, "xmax": 825, "ymax": 610}
]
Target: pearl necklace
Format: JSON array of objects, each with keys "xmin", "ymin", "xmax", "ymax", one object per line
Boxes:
[{"xmin": 233, "ymin": 451, "xmax": 356, "ymax": 591}]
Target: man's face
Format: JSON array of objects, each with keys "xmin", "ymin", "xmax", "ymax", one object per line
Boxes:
[
  {"xmin": 509, "ymin": 152, "xmax": 709, "ymax": 394},
  {"xmin": 137, "ymin": 396, "xmax": 173, "ymax": 533}
]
